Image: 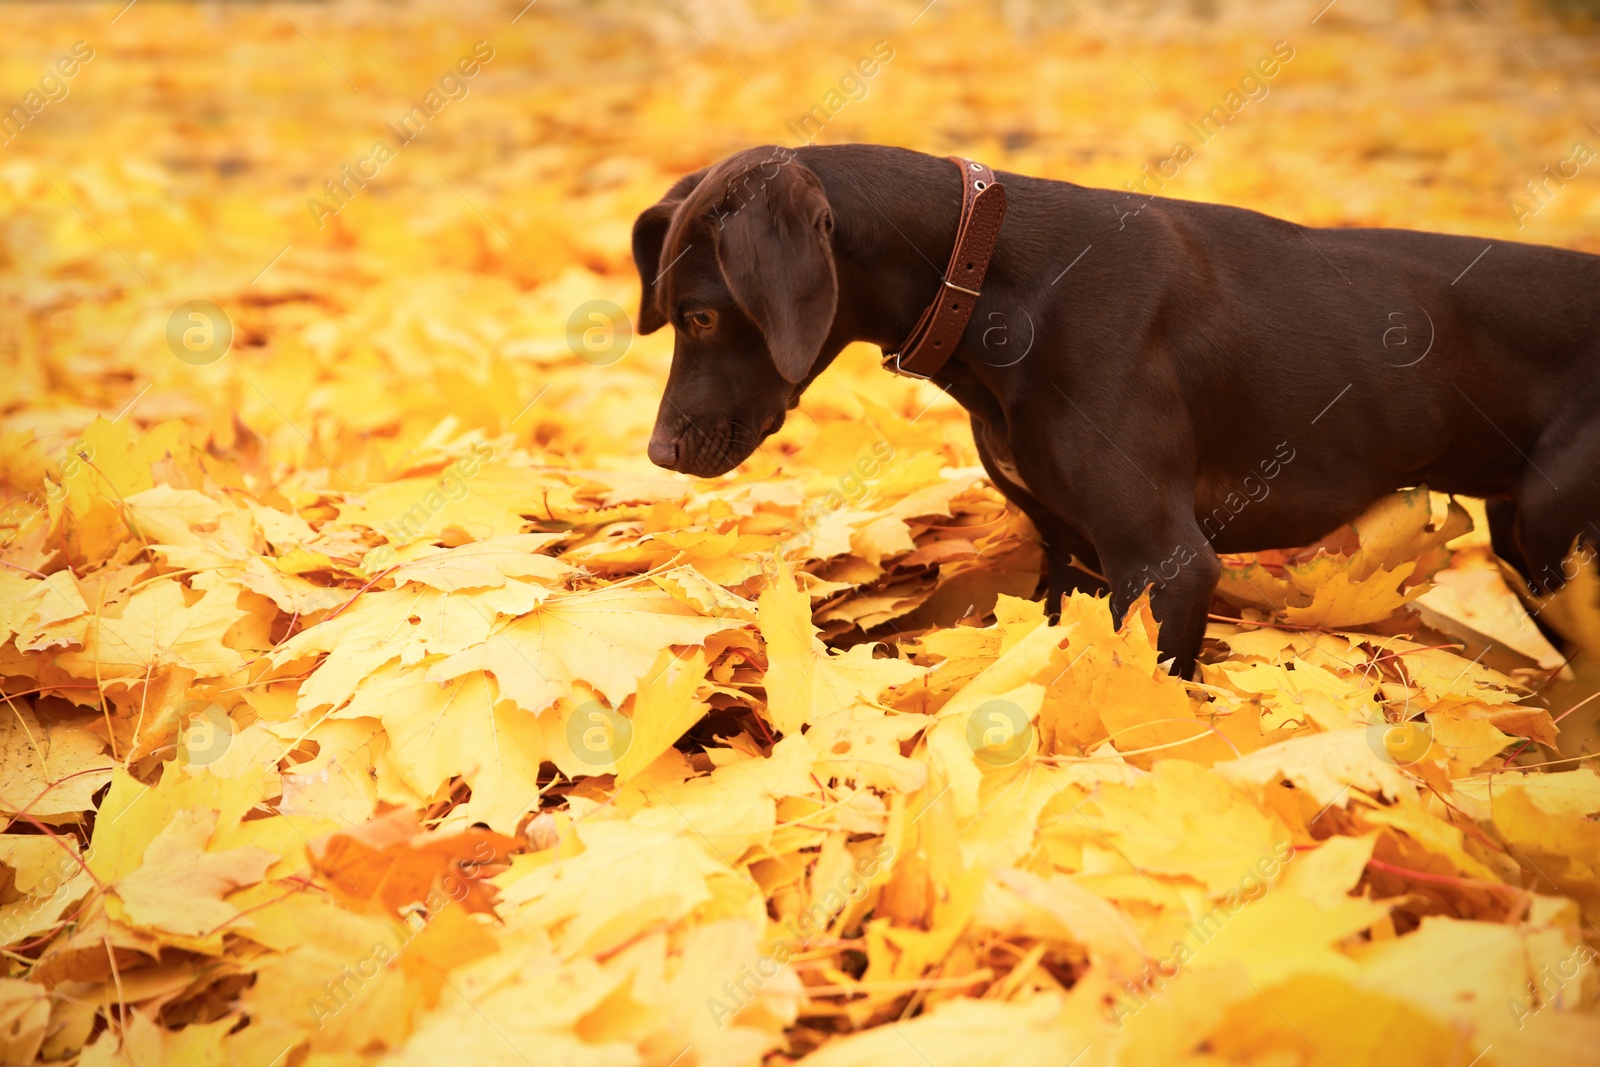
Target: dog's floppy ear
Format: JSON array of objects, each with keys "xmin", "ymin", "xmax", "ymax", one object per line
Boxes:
[
  {"xmin": 632, "ymin": 168, "xmax": 708, "ymax": 334},
  {"xmin": 631, "ymin": 203, "xmax": 676, "ymax": 334},
  {"xmin": 713, "ymin": 165, "xmax": 838, "ymax": 384}
]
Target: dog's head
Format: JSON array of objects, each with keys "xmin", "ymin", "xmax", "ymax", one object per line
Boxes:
[{"xmin": 632, "ymin": 146, "xmax": 840, "ymax": 477}]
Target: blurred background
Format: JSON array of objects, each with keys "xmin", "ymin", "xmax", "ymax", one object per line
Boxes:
[
  {"xmin": 6, "ymin": 0, "xmax": 1600, "ymax": 455},
  {"xmin": 3, "ymin": 0, "xmax": 1599, "ymax": 734}
]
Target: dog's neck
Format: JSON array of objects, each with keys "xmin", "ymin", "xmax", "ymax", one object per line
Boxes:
[{"xmin": 797, "ymin": 145, "xmax": 1009, "ymax": 422}]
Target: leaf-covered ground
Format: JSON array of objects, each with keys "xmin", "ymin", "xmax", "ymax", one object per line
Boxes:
[{"xmin": 3, "ymin": 1, "xmax": 1600, "ymax": 1064}]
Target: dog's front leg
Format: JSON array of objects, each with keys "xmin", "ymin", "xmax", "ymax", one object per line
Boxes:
[
  {"xmin": 1037, "ymin": 520, "xmax": 1108, "ymax": 618},
  {"xmin": 1092, "ymin": 509, "xmax": 1219, "ymax": 679},
  {"xmin": 1000, "ymin": 402, "xmax": 1214, "ymax": 675},
  {"xmin": 974, "ymin": 445, "xmax": 1107, "ymax": 617}
]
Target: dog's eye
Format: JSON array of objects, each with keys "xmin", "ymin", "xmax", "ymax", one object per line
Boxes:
[{"xmin": 685, "ymin": 310, "xmax": 717, "ymax": 332}]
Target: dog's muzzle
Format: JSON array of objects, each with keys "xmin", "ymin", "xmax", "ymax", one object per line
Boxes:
[{"xmin": 648, "ymin": 412, "xmax": 784, "ymax": 476}]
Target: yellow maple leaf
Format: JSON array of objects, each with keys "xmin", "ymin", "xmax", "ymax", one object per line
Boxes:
[
  {"xmin": 759, "ymin": 563, "xmax": 923, "ymax": 735},
  {"xmin": 1219, "ymin": 488, "xmax": 1472, "ymax": 628},
  {"xmin": 0, "ymin": 707, "xmax": 113, "ymax": 820},
  {"xmin": 334, "ymin": 457, "xmax": 536, "ymax": 544},
  {"xmin": 276, "ymin": 582, "xmax": 546, "ymax": 712},
  {"xmin": 333, "ymin": 665, "xmax": 548, "ymax": 832},
  {"xmin": 0, "ymin": 978, "xmax": 49, "ymax": 1065},
  {"xmin": 795, "ymin": 988, "xmax": 1105, "ymax": 1067},
  {"xmin": 1065, "ymin": 761, "xmax": 1294, "ymax": 895},
  {"xmin": 612, "ymin": 646, "xmax": 711, "ymax": 781},
  {"xmin": 240, "ymin": 893, "xmax": 435, "ymax": 1056},
  {"xmin": 54, "ymin": 577, "xmax": 248, "ymax": 682},
  {"xmin": 391, "ymin": 532, "xmax": 577, "ymax": 591},
  {"xmin": 114, "ymin": 808, "xmax": 275, "ymax": 938},
  {"xmin": 1215, "ymin": 727, "xmax": 1415, "ymax": 810},
  {"xmin": 428, "ymin": 584, "xmax": 745, "ymax": 715},
  {"xmin": 79, "ymin": 1011, "xmax": 233, "ymax": 1067}
]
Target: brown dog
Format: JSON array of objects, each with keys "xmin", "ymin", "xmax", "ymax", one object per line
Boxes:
[{"xmin": 632, "ymin": 143, "xmax": 1600, "ymax": 676}]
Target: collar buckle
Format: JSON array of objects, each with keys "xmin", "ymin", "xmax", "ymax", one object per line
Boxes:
[{"xmin": 880, "ymin": 349, "xmax": 933, "ymax": 380}]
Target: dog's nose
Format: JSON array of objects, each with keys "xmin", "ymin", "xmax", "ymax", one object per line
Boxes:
[{"xmin": 647, "ymin": 433, "xmax": 679, "ymax": 469}]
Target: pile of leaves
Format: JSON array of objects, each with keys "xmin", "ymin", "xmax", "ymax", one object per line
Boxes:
[{"xmin": 2, "ymin": 1, "xmax": 1598, "ymax": 1064}]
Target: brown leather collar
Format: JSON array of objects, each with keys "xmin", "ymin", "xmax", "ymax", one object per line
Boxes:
[{"xmin": 881, "ymin": 156, "xmax": 1008, "ymax": 380}]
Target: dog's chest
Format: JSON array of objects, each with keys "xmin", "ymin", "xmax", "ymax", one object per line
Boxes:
[
  {"xmin": 991, "ymin": 453, "xmax": 1029, "ymax": 492},
  {"xmin": 973, "ymin": 422, "xmax": 1030, "ymax": 493}
]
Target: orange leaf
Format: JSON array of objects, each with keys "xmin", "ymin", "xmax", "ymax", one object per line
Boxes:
[{"xmin": 310, "ymin": 807, "xmax": 516, "ymax": 916}]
